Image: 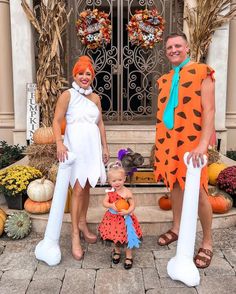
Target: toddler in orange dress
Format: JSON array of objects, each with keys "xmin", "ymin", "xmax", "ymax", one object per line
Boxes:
[{"xmin": 98, "ymin": 161, "xmax": 142, "ymax": 269}]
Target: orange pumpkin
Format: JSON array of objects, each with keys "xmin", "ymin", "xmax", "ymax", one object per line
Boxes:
[
  {"xmin": 24, "ymin": 198, "xmax": 52, "ymax": 214},
  {"xmin": 61, "ymin": 118, "xmax": 66, "ymax": 135},
  {"xmin": 33, "ymin": 126, "xmax": 55, "ymax": 144},
  {"xmin": 158, "ymin": 194, "xmax": 172, "ymax": 210},
  {"xmin": 115, "ymin": 198, "xmax": 130, "ymax": 211},
  {"xmin": 208, "ymin": 188, "xmax": 233, "ymax": 214}
]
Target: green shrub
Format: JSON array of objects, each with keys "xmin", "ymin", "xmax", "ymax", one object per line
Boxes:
[
  {"xmin": 0, "ymin": 141, "xmax": 26, "ymax": 169},
  {"xmin": 226, "ymin": 150, "xmax": 236, "ymax": 162}
]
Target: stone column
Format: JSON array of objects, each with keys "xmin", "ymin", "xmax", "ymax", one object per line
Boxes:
[
  {"xmin": 226, "ymin": 0, "xmax": 236, "ymax": 150},
  {"xmin": 207, "ymin": 23, "xmax": 229, "ymax": 154},
  {"xmin": 0, "ymin": 0, "xmax": 14, "ymax": 143},
  {"xmin": 10, "ymin": 0, "xmax": 36, "ymax": 146}
]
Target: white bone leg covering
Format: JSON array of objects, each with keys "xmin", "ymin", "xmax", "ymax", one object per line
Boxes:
[
  {"xmin": 35, "ymin": 152, "xmax": 76, "ymax": 266},
  {"xmin": 167, "ymin": 152, "xmax": 207, "ymax": 287}
]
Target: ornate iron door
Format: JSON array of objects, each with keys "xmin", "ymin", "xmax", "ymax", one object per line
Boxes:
[{"xmin": 68, "ymin": 0, "xmax": 183, "ymax": 124}]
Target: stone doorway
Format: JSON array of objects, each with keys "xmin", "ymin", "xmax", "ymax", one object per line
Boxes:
[{"xmin": 68, "ymin": 0, "xmax": 183, "ymax": 124}]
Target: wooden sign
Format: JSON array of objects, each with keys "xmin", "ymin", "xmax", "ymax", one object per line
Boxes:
[{"xmin": 26, "ymin": 83, "xmax": 39, "ymax": 144}]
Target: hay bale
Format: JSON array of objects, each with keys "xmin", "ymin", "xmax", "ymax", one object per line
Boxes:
[{"xmin": 25, "ymin": 143, "xmax": 57, "ymax": 160}]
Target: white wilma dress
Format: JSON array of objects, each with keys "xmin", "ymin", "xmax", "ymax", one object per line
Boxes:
[{"xmin": 63, "ymin": 84, "xmax": 106, "ymax": 188}]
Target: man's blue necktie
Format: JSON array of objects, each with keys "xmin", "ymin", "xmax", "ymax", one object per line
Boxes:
[{"xmin": 163, "ymin": 57, "xmax": 191, "ymax": 129}]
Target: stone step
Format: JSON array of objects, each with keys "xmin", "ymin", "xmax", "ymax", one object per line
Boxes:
[
  {"xmin": 2, "ymin": 204, "xmax": 236, "ymax": 237},
  {"xmin": 106, "ymin": 125, "xmax": 155, "ymax": 162},
  {"xmin": 89, "ymin": 186, "xmax": 168, "ymax": 207}
]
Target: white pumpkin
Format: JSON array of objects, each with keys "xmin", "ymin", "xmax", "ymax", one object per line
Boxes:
[{"xmin": 27, "ymin": 177, "xmax": 54, "ymax": 202}]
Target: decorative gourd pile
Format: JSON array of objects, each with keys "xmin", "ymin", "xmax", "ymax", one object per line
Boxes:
[
  {"xmin": 0, "ymin": 208, "xmax": 7, "ymax": 237},
  {"xmin": 24, "ymin": 177, "xmax": 54, "ymax": 214},
  {"xmin": 4, "ymin": 211, "xmax": 31, "ymax": 239}
]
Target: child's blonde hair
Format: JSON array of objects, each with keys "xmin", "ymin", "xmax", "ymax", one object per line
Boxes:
[{"xmin": 107, "ymin": 161, "xmax": 126, "ymax": 180}]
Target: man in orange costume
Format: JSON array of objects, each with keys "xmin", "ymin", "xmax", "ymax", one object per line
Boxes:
[{"xmin": 154, "ymin": 33, "xmax": 215, "ymax": 268}]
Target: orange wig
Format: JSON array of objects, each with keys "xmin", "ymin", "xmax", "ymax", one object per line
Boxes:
[{"xmin": 72, "ymin": 56, "xmax": 95, "ymax": 78}]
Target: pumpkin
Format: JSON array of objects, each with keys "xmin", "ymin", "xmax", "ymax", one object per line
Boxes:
[
  {"xmin": 61, "ymin": 118, "xmax": 66, "ymax": 135},
  {"xmin": 27, "ymin": 177, "xmax": 54, "ymax": 202},
  {"xmin": 208, "ymin": 162, "xmax": 227, "ymax": 185},
  {"xmin": 208, "ymin": 187, "xmax": 233, "ymax": 214},
  {"xmin": 33, "ymin": 126, "xmax": 55, "ymax": 144},
  {"xmin": 115, "ymin": 198, "xmax": 130, "ymax": 211},
  {"xmin": 4, "ymin": 212, "xmax": 31, "ymax": 239},
  {"xmin": 0, "ymin": 208, "xmax": 7, "ymax": 236},
  {"xmin": 64, "ymin": 186, "xmax": 72, "ymax": 213},
  {"xmin": 24, "ymin": 198, "xmax": 52, "ymax": 214},
  {"xmin": 158, "ymin": 194, "xmax": 172, "ymax": 210}
]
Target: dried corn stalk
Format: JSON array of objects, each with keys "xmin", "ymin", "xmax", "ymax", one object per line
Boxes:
[
  {"xmin": 185, "ymin": 0, "xmax": 236, "ymax": 62},
  {"xmin": 21, "ymin": 0, "xmax": 72, "ymax": 126}
]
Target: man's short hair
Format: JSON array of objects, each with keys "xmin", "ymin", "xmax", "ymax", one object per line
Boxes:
[{"xmin": 165, "ymin": 32, "xmax": 188, "ymax": 43}]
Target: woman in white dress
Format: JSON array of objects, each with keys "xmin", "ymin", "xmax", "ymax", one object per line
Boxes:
[{"xmin": 53, "ymin": 56, "xmax": 109, "ymax": 260}]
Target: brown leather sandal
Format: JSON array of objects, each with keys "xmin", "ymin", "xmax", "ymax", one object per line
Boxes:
[
  {"xmin": 194, "ymin": 248, "xmax": 213, "ymax": 269},
  {"xmin": 157, "ymin": 230, "xmax": 178, "ymax": 246}
]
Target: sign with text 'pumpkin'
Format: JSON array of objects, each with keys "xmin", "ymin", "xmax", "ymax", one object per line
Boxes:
[{"xmin": 26, "ymin": 83, "xmax": 40, "ymax": 144}]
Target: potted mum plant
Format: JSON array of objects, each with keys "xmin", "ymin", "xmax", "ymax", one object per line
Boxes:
[{"xmin": 0, "ymin": 165, "xmax": 42, "ymax": 210}]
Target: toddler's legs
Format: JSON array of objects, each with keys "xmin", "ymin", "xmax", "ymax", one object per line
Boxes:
[
  {"xmin": 124, "ymin": 248, "xmax": 133, "ymax": 270},
  {"xmin": 112, "ymin": 245, "xmax": 121, "ymax": 264}
]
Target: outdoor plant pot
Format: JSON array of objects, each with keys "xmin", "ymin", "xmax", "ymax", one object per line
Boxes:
[{"xmin": 4, "ymin": 193, "xmax": 28, "ymax": 210}]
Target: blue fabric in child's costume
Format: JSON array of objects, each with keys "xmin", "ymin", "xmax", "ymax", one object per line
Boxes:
[{"xmin": 109, "ymin": 208, "xmax": 141, "ymax": 249}]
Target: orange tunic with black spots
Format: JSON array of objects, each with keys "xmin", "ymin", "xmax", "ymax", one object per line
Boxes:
[
  {"xmin": 98, "ymin": 191, "xmax": 142, "ymax": 244},
  {"xmin": 154, "ymin": 62, "xmax": 215, "ymax": 191}
]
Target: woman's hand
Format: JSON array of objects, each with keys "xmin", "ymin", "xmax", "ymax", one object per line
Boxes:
[
  {"xmin": 103, "ymin": 146, "xmax": 110, "ymax": 164},
  {"xmin": 56, "ymin": 141, "xmax": 68, "ymax": 162}
]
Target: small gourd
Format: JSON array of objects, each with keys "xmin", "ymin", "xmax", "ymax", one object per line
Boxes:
[
  {"xmin": 0, "ymin": 208, "xmax": 7, "ymax": 236},
  {"xmin": 27, "ymin": 177, "xmax": 54, "ymax": 202},
  {"xmin": 115, "ymin": 198, "xmax": 130, "ymax": 211},
  {"xmin": 158, "ymin": 194, "xmax": 172, "ymax": 210},
  {"xmin": 4, "ymin": 212, "xmax": 31, "ymax": 239},
  {"xmin": 33, "ymin": 126, "xmax": 55, "ymax": 144},
  {"xmin": 24, "ymin": 198, "xmax": 52, "ymax": 214},
  {"xmin": 208, "ymin": 162, "xmax": 227, "ymax": 185}
]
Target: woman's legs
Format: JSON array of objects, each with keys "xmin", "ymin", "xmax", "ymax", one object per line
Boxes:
[
  {"xmin": 71, "ymin": 180, "xmax": 84, "ymax": 260},
  {"xmin": 78, "ymin": 181, "xmax": 97, "ymax": 243}
]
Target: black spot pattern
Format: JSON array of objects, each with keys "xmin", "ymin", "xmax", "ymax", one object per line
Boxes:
[
  {"xmin": 193, "ymin": 109, "xmax": 201, "ymax": 117},
  {"xmin": 175, "ymin": 126, "xmax": 184, "ymax": 132},
  {"xmin": 188, "ymin": 135, "xmax": 197, "ymax": 141},
  {"xmin": 170, "ymin": 168, "xmax": 178, "ymax": 175},
  {"xmin": 177, "ymin": 140, "xmax": 184, "ymax": 147},
  {"xmin": 165, "ymin": 149, "xmax": 170, "ymax": 154},
  {"xmin": 195, "ymin": 91, "xmax": 201, "ymax": 96},
  {"xmin": 182, "ymin": 81, "xmax": 192, "ymax": 88},
  {"xmin": 188, "ymin": 69, "xmax": 196, "ymax": 74},
  {"xmin": 166, "ymin": 132, "xmax": 171, "ymax": 138},
  {"xmin": 172, "ymin": 155, "xmax": 179, "ymax": 161},
  {"xmin": 193, "ymin": 123, "xmax": 201, "ymax": 131},
  {"xmin": 177, "ymin": 112, "xmax": 187, "ymax": 119},
  {"xmin": 183, "ymin": 96, "xmax": 191, "ymax": 104},
  {"xmin": 158, "ymin": 138, "xmax": 165, "ymax": 144},
  {"xmin": 160, "ymin": 97, "xmax": 167, "ymax": 103}
]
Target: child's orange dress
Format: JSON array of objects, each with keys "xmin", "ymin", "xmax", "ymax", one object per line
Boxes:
[{"xmin": 98, "ymin": 191, "xmax": 142, "ymax": 245}]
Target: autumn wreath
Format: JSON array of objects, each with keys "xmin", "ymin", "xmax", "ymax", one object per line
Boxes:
[
  {"xmin": 127, "ymin": 9, "xmax": 165, "ymax": 49},
  {"xmin": 76, "ymin": 9, "xmax": 112, "ymax": 49}
]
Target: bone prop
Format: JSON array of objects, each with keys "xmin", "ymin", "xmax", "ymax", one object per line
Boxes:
[
  {"xmin": 167, "ymin": 152, "xmax": 207, "ymax": 287},
  {"xmin": 35, "ymin": 152, "xmax": 76, "ymax": 266}
]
